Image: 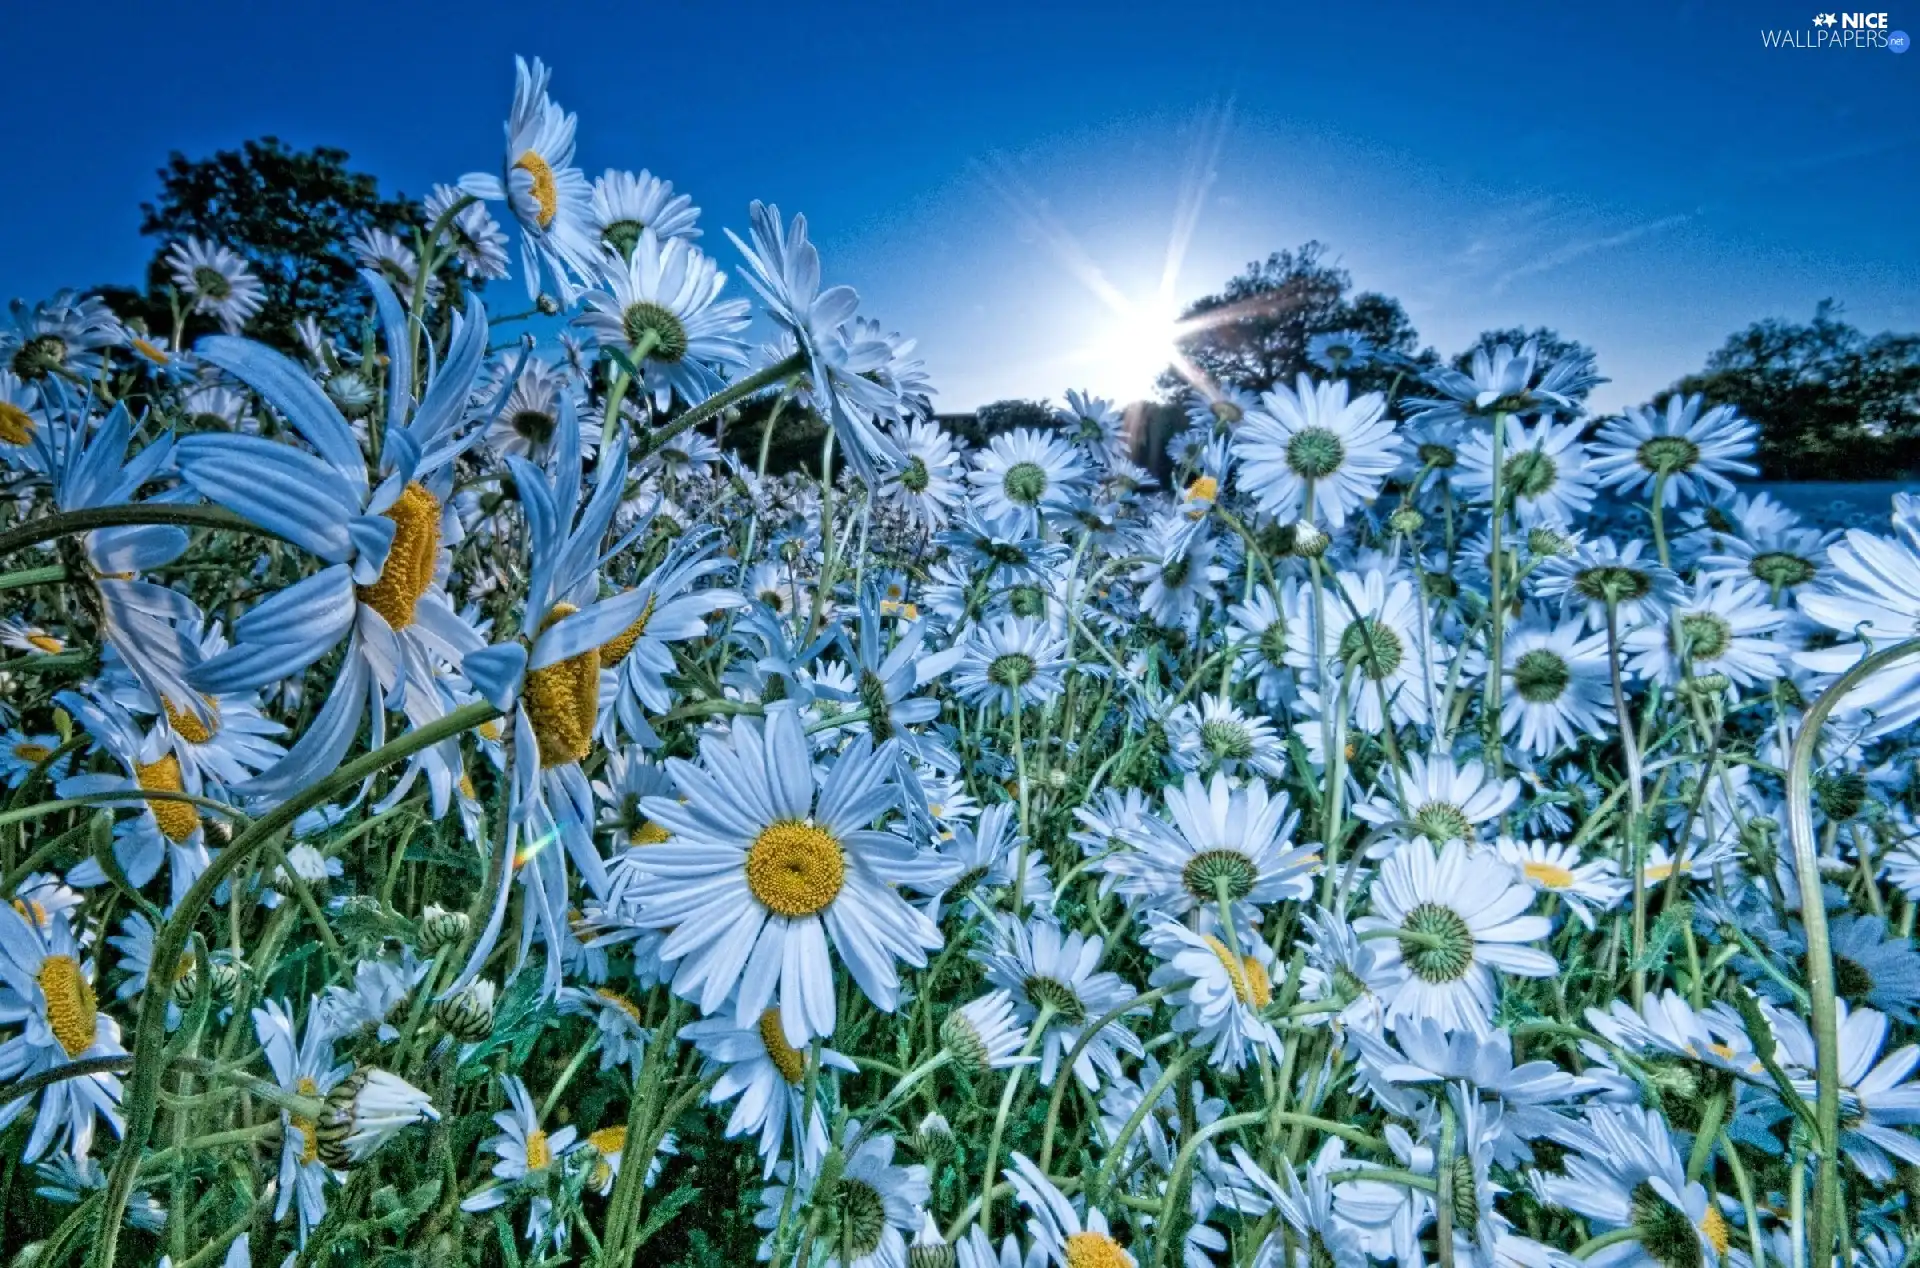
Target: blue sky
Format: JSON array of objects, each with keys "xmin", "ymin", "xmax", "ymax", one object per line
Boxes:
[{"xmin": 4, "ymin": 0, "xmax": 1916, "ymax": 414}]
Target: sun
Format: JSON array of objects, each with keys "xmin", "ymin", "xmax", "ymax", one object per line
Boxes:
[{"xmin": 1081, "ymin": 299, "xmax": 1186, "ymax": 402}]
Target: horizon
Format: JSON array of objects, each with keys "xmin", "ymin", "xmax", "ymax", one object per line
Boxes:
[{"xmin": 4, "ymin": 0, "xmax": 1916, "ymax": 417}]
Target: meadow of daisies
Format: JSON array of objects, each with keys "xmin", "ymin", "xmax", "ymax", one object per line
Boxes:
[{"xmin": 0, "ymin": 53, "xmax": 1918, "ymax": 1268}]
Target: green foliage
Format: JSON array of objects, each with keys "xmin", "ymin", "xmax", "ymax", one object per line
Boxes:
[
  {"xmin": 1672, "ymin": 299, "xmax": 1920, "ymax": 480},
  {"xmin": 1163, "ymin": 240, "xmax": 1431, "ymax": 397},
  {"xmin": 112, "ymin": 137, "xmax": 426, "ymax": 351}
]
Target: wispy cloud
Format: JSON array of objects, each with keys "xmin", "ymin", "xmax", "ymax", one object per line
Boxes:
[{"xmin": 1490, "ymin": 212, "xmax": 1693, "ymax": 294}]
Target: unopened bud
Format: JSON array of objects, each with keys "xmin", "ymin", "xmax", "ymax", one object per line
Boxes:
[
  {"xmin": 1290, "ymin": 521, "xmax": 1330, "ymax": 559},
  {"xmin": 908, "ymin": 1213, "xmax": 955, "ymax": 1268},
  {"xmin": 911, "ymin": 1112, "xmax": 954, "ymax": 1158},
  {"xmin": 418, "ymin": 904, "xmax": 470, "ymax": 955},
  {"xmin": 1387, "ymin": 507, "xmax": 1424, "ymax": 536},
  {"xmin": 434, "ymin": 980, "xmax": 496, "ymax": 1044}
]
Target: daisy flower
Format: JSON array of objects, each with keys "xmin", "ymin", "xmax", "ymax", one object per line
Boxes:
[
  {"xmin": 590, "ymin": 168, "xmax": 702, "ymax": 261},
  {"xmin": 598, "ymin": 531, "xmax": 744, "ymax": 747},
  {"xmin": 1406, "ymin": 337, "xmax": 1601, "ymax": 426},
  {"xmin": 1307, "ymin": 329, "xmax": 1378, "ymax": 373},
  {"xmin": 1144, "ymin": 913, "xmax": 1282, "ymax": 1072},
  {"xmin": 884, "ymin": 418, "xmax": 965, "ymax": 529},
  {"xmin": 1496, "ymin": 838, "xmax": 1627, "ymax": 931},
  {"xmin": 100, "ymin": 612, "xmax": 287, "ymax": 788},
  {"xmin": 1532, "ymin": 536, "xmax": 1680, "ymax": 634},
  {"xmin": 942, "ymin": 990, "xmax": 1037, "ymax": 1075},
  {"xmin": 1590, "ymin": 394, "xmax": 1757, "ymax": 506},
  {"xmin": 1229, "ymin": 1143, "xmax": 1366, "ymax": 1268},
  {"xmin": 1454, "ymin": 414, "xmax": 1595, "ymax": 528},
  {"xmin": 952, "ymin": 617, "xmax": 1070, "ymax": 714},
  {"xmin": 1694, "ymin": 493, "xmax": 1835, "ymax": 604},
  {"xmin": 1165, "ymin": 696, "xmax": 1287, "ymax": 781},
  {"xmin": 0, "ymin": 730, "xmax": 67, "ymax": 789},
  {"xmin": 0, "ymin": 906, "xmax": 125, "ymax": 1161},
  {"xmin": 556, "ymin": 984, "xmax": 649, "ymax": 1073},
  {"xmin": 968, "ymin": 427, "xmax": 1092, "ymax": 537},
  {"xmin": 1105, "ymin": 771, "xmax": 1314, "ymax": 932},
  {"xmin": 425, "ymin": 182, "xmax": 510, "ymax": 281},
  {"xmin": 1822, "ymin": 915, "xmax": 1920, "ymax": 1023},
  {"xmin": 754, "ymin": 1124, "xmax": 930, "ymax": 1268},
  {"xmin": 728, "ymin": 202, "xmax": 904, "ymax": 482},
  {"xmin": 164, "ymin": 238, "xmax": 265, "ymax": 333},
  {"xmin": 1055, "ymin": 389, "xmax": 1127, "ymax": 462},
  {"xmin": 1623, "ymin": 577, "xmax": 1782, "ymax": 688},
  {"xmin": 460, "ymin": 1075, "xmax": 578, "ymax": 1253},
  {"xmin": 1004, "ymin": 1152, "xmax": 1135, "ymax": 1268},
  {"xmin": 1497, "ymin": 612, "xmax": 1615, "ymax": 758},
  {"xmin": 684, "ymin": 1007, "xmax": 857, "ymax": 1177},
  {"xmin": 252, "ymin": 998, "xmax": 349, "ymax": 1243},
  {"xmin": 1795, "ymin": 495, "xmax": 1920, "ymax": 736},
  {"xmin": 1538, "ymin": 1105, "xmax": 1730, "ymax": 1268},
  {"xmin": 574, "ymin": 229, "xmax": 750, "ymax": 410},
  {"xmin": 1233, "ymin": 372, "xmax": 1401, "ymax": 529},
  {"xmin": 1774, "ymin": 1001, "xmax": 1920, "ymax": 1181},
  {"xmin": 979, "ymin": 916, "xmax": 1143, "ymax": 1090},
  {"xmin": 1353, "ymin": 752, "xmax": 1518, "ymax": 853},
  {"xmin": 1225, "ymin": 581, "xmax": 1297, "ymax": 709},
  {"xmin": 1356, "ymin": 837, "xmax": 1556, "ymax": 1036},
  {"xmin": 0, "ymin": 289, "xmax": 124, "ymax": 385},
  {"xmin": 1286, "ymin": 566, "xmax": 1447, "ymax": 732},
  {"xmin": 618, "ymin": 705, "xmax": 942, "ymax": 1046},
  {"xmin": 460, "ymin": 56, "xmax": 601, "ymax": 302},
  {"xmin": 1129, "ymin": 511, "xmax": 1226, "ymax": 633},
  {"xmin": 349, "ymin": 228, "xmax": 432, "ymax": 303},
  {"xmin": 481, "ymin": 354, "xmax": 594, "ymax": 464}
]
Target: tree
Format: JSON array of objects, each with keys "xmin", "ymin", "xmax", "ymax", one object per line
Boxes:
[
  {"xmin": 1673, "ymin": 301, "xmax": 1920, "ymax": 481},
  {"xmin": 1453, "ymin": 326, "xmax": 1598, "ymax": 400},
  {"xmin": 949, "ymin": 399, "xmax": 1056, "ymax": 448},
  {"xmin": 118, "ymin": 137, "xmax": 426, "ymax": 350},
  {"xmin": 1162, "ymin": 241, "xmax": 1428, "ymax": 399}
]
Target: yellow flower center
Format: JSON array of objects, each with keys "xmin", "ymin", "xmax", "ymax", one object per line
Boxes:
[
  {"xmin": 1699, "ymin": 1203, "xmax": 1730, "ymax": 1255},
  {"xmin": 1645, "ymin": 862, "xmax": 1675, "ymax": 883},
  {"xmin": 513, "ymin": 151, "xmax": 560, "ymax": 228},
  {"xmin": 478, "ymin": 719, "xmax": 504, "ymax": 742},
  {"xmin": 292, "ymin": 1076, "xmax": 320, "ymax": 1166},
  {"xmin": 136, "ymin": 754, "xmax": 200, "ymax": 842},
  {"xmin": 0, "ymin": 401, "xmax": 34, "ymax": 446},
  {"xmin": 589, "ymin": 1125, "xmax": 625, "ymax": 1157},
  {"xmin": 12, "ymin": 897, "xmax": 47, "ymax": 927},
  {"xmin": 130, "ymin": 337, "xmax": 171, "ymax": 366},
  {"xmin": 458, "ymin": 773, "xmax": 477, "ymax": 800},
  {"xmin": 629, "ymin": 821, "xmax": 671, "ymax": 845},
  {"xmin": 355, "ymin": 482, "xmax": 442, "ymax": 631},
  {"xmin": 1185, "ymin": 475, "xmax": 1219, "ymax": 503},
  {"xmin": 879, "ymin": 599, "xmax": 920, "ymax": 620},
  {"xmin": 745, "ymin": 820, "xmax": 844, "ymax": 917},
  {"xmin": 1522, "ymin": 860, "xmax": 1575, "ymax": 889},
  {"xmin": 523, "ymin": 1126, "xmax": 552, "ymax": 1172},
  {"xmin": 597, "ymin": 593, "xmax": 659, "ymax": 668},
  {"xmin": 1203, "ymin": 936, "xmax": 1272, "ymax": 1009},
  {"xmin": 594, "ymin": 988, "xmax": 644, "ymax": 1025},
  {"xmin": 163, "ymin": 696, "xmax": 219, "ymax": 745},
  {"xmin": 523, "ymin": 602, "xmax": 600, "ymax": 769},
  {"xmin": 758, "ymin": 1008, "xmax": 808, "ymax": 1084},
  {"xmin": 1065, "ymin": 1230, "xmax": 1131, "ymax": 1268},
  {"xmin": 1706, "ymin": 1042, "xmax": 1736, "ymax": 1062},
  {"xmin": 36, "ymin": 954, "xmax": 97, "ymax": 1058},
  {"xmin": 26, "ymin": 634, "xmax": 63, "ymax": 654},
  {"xmin": 12, "ymin": 742, "xmax": 52, "ymax": 763}
]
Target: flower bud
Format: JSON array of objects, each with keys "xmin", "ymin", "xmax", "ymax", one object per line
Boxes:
[
  {"xmin": 1387, "ymin": 507, "xmax": 1424, "ymax": 536},
  {"xmin": 316, "ymin": 1068, "xmax": 438, "ymax": 1169},
  {"xmin": 908, "ymin": 1213, "xmax": 956, "ymax": 1268},
  {"xmin": 418, "ymin": 904, "xmax": 470, "ymax": 955},
  {"xmin": 911, "ymin": 1112, "xmax": 954, "ymax": 1158},
  {"xmin": 434, "ymin": 980, "xmax": 496, "ymax": 1044},
  {"xmin": 1290, "ymin": 521, "xmax": 1330, "ymax": 559}
]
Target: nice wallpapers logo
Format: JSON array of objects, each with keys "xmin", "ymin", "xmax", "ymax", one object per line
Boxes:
[{"xmin": 1762, "ymin": 11, "xmax": 1911, "ymax": 49}]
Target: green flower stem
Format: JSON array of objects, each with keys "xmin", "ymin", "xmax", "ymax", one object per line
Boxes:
[
  {"xmin": 1039, "ymin": 984, "xmax": 1174, "ymax": 1172},
  {"xmin": 1324, "ymin": 1167, "xmax": 1438, "ymax": 1190},
  {"xmin": 1571, "ymin": 1227, "xmax": 1644, "ymax": 1260},
  {"xmin": 0, "ymin": 563, "xmax": 65, "ymax": 592},
  {"xmin": 1686, "ymin": 1093, "xmax": 1726, "ymax": 1182},
  {"xmin": 0, "ymin": 788, "xmax": 248, "ymax": 832},
  {"xmin": 1649, "ymin": 470, "xmax": 1673, "ymax": 570},
  {"xmin": 1786, "ymin": 636, "xmax": 1920, "ymax": 1267},
  {"xmin": 1434, "ymin": 1096, "xmax": 1458, "ymax": 1268},
  {"xmin": 1483, "ymin": 410, "xmax": 1507, "ymax": 783},
  {"xmin": 1721, "ymin": 1129, "xmax": 1766, "ymax": 1268},
  {"xmin": 1604, "ymin": 600, "xmax": 1650, "ymax": 1009},
  {"xmin": 977, "ymin": 1003, "xmax": 1054, "ymax": 1240},
  {"xmin": 1010, "ymin": 702, "xmax": 1033, "ymax": 913},
  {"xmin": 849, "ymin": 1049, "xmax": 951, "ymax": 1153},
  {"xmin": 1090, "ymin": 1046, "xmax": 1203, "ymax": 1200},
  {"xmin": 0, "ymin": 504, "xmax": 280, "ymax": 562},
  {"xmin": 636, "ymin": 349, "xmax": 806, "ymax": 462},
  {"xmin": 1149, "ymin": 1111, "xmax": 1265, "ymax": 1268},
  {"xmin": 90, "ymin": 700, "xmax": 500, "ymax": 1268}
]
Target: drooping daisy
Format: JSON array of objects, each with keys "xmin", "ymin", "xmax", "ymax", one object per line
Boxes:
[
  {"xmin": 0, "ymin": 290, "xmax": 124, "ymax": 385},
  {"xmin": 618, "ymin": 706, "xmax": 942, "ymax": 1046},
  {"xmin": 164, "ymin": 238, "xmax": 265, "ymax": 333},
  {"xmin": 967, "ymin": 427, "xmax": 1092, "ymax": 537},
  {"xmin": 574, "ymin": 229, "xmax": 750, "ymax": 410},
  {"xmin": 597, "ymin": 531, "xmax": 744, "ymax": 746},
  {"xmin": 1055, "ymin": 389, "xmax": 1127, "ymax": 462},
  {"xmin": 556, "ymin": 984, "xmax": 650, "ymax": 1073},
  {"xmin": 1532, "ymin": 536, "xmax": 1680, "ymax": 635},
  {"xmin": 942, "ymin": 989, "xmax": 1036, "ymax": 1076},
  {"xmin": 1406, "ymin": 337, "xmax": 1601, "ymax": 427},
  {"xmin": 481, "ymin": 354, "xmax": 594, "ymax": 464},
  {"xmin": 1623, "ymin": 577, "xmax": 1782, "ymax": 688},
  {"xmin": 1773, "ymin": 1001, "xmax": 1920, "ymax": 1181},
  {"xmin": 754, "ymin": 1123, "xmax": 930, "ymax": 1268},
  {"xmin": 1355, "ymin": 837, "xmax": 1556, "ymax": 1036},
  {"xmin": 1233, "ymin": 372, "xmax": 1401, "ymax": 529},
  {"xmin": 1129, "ymin": 510, "xmax": 1226, "ymax": 633},
  {"xmin": 1497, "ymin": 612, "xmax": 1615, "ymax": 758},
  {"xmin": 0, "ymin": 906, "xmax": 125, "ymax": 1161},
  {"xmin": 460, "ymin": 1075, "xmax": 579, "ymax": 1254},
  {"xmin": 1454, "ymin": 413, "xmax": 1596, "ymax": 528},
  {"xmin": 1590, "ymin": 394, "xmax": 1757, "ymax": 506},
  {"xmin": 460, "ymin": 56, "xmax": 601, "ymax": 302},
  {"xmin": 252, "ymin": 998, "xmax": 349, "ymax": 1243},
  {"xmin": 1229, "ymin": 1143, "xmax": 1366, "ymax": 1268},
  {"xmin": 1286, "ymin": 566, "xmax": 1447, "ymax": 732},
  {"xmin": 684, "ymin": 1006, "xmax": 857, "ymax": 1177},
  {"xmin": 1165, "ymin": 696, "xmax": 1286, "ymax": 781},
  {"xmin": 1353, "ymin": 752, "xmax": 1518, "ymax": 853},
  {"xmin": 1144, "ymin": 913, "xmax": 1282, "ymax": 1072},
  {"xmin": 978, "ymin": 916, "xmax": 1143, "ymax": 1090},
  {"xmin": 952, "ymin": 617, "xmax": 1070, "ymax": 714},
  {"xmin": 1495, "ymin": 838, "xmax": 1627, "ymax": 931},
  {"xmin": 590, "ymin": 168, "xmax": 701, "ymax": 261}
]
